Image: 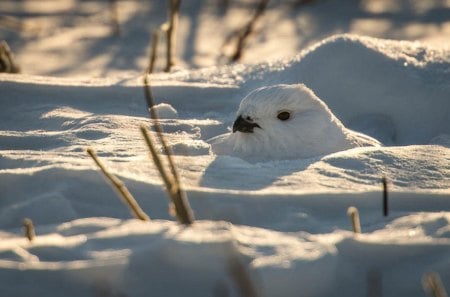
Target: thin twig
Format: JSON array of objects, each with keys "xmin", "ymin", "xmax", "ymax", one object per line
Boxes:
[
  {"xmin": 109, "ymin": 0, "xmax": 120, "ymax": 36},
  {"xmin": 142, "ymin": 75, "xmax": 194, "ymax": 225},
  {"xmin": 23, "ymin": 218, "xmax": 35, "ymax": 242},
  {"xmin": 165, "ymin": 0, "xmax": 181, "ymax": 72},
  {"xmin": 347, "ymin": 206, "xmax": 361, "ymax": 234},
  {"xmin": 423, "ymin": 272, "xmax": 448, "ymax": 297},
  {"xmin": 147, "ymin": 30, "xmax": 160, "ymax": 74},
  {"xmin": 140, "ymin": 125, "xmax": 177, "ymax": 198},
  {"xmin": 87, "ymin": 148, "xmax": 150, "ymax": 221},
  {"xmin": 223, "ymin": 0, "xmax": 270, "ymax": 63},
  {"xmin": 140, "ymin": 125, "xmax": 194, "ymax": 225},
  {"xmin": 382, "ymin": 176, "xmax": 388, "ymax": 217},
  {"xmin": 143, "ymin": 75, "xmax": 181, "ymax": 184},
  {"xmin": 0, "ymin": 40, "xmax": 20, "ymax": 73}
]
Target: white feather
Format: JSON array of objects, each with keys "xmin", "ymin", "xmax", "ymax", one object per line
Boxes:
[{"xmin": 209, "ymin": 84, "xmax": 380, "ymax": 162}]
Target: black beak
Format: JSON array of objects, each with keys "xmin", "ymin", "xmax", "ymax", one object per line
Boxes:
[{"xmin": 232, "ymin": 115, "xmax": 261, "ymax": 133}]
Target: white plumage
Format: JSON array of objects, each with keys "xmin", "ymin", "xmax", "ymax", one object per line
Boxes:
[{"xmin": 209, "ymin": 84, "xmax": 380, "ymax": 162}]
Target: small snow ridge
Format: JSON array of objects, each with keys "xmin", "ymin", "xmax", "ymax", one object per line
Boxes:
[
  {"xmin": 171, "ymin": 140, "xmax": 210, "ymax": 156},
  {"xmin": 75, "ymin": 130, "xmax": 109, "ymax": 141},
  {"xmin": 40, "ymin": 107, "xmax": 92, "ymax": 120},
  {"xmin": 149, "ymin": 103, "xmax": 178, "ymax": 119}
]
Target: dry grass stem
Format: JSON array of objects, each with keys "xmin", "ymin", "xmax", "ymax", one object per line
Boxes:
[
  {"xmin": 147, "ymin": 30, "xmax": 160, "ymax": 74},
  {"xmin": 142, "ymin": 75, "xmax": 194, "ymax": 225},
  {"xmin": 86, "ymin": 148, "xmax": 150, "ymax": 221},
  {"xmin": 143, "ymin": 75, "xmax": 177, "ymax": 177},
  {"xmin": 140, "ymin": 125, "xmax": 194, "ymax": 225},
  {"xmin": 347, "ymin": 206, "xmax": 361, "ymax": 234},
  {"xmin": 0, "ymin": 40, "xmax": 20, "ymax": 73},
  {"xmin": 140, "ymin": 125, "xmax": 176, "ymax": 197},
  {"xmin": 382, "ymin": 176, "xmax": 389, "ymax": 217},
  {"xmin": 165, "ymin": 0, "xmax": 181, "ymax": 72},
  {"xmin": 223, "ymin": 0, "xmax": 270, "ymax": 62},
  {"xmin": 109, "ymin": 0, "xmax": 120, "ymax": 36},
  {"xmin": 23, "ymin": 218, "xmax": 35, "ymax": 242},
  {"xmin": 423, "ymin": 272, "xmax": 448, "ymax": 297}
]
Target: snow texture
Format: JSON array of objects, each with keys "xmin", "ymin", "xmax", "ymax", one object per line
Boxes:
[{"xmin": 0, "ymin": 34, "xmax": 449, "ymax": 296}]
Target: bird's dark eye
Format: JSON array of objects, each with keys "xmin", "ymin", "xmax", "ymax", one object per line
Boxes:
[
  {"xmin": 246, "ymin": 116, "xmax": 252, "ymax": 121},
  {"xmin": 277, "ymin": 111, "xmax": 290, "ymax": 121}
]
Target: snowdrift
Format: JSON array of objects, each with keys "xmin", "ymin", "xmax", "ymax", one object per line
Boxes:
[{"xmin": 0, "ymin": 35, "xmax": 449, "ymax": 296}]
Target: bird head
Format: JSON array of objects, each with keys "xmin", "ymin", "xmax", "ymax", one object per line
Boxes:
[{"xmin": 230, "ymin": 84, "xmax": 348, "ymax": 160}]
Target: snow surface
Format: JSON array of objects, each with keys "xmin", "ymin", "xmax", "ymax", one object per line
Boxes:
[
  {"xmin": 2, "ymin": 0, "xmax": 450, "ymax": 76},
  {"xmin": 1, "ymin": 34, "xmax": 449, "ymax": 297},
  {"xmin": 1, "ymin": 1, "xmax": 450, "ymax": 295}
]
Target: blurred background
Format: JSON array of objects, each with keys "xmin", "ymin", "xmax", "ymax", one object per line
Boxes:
[{"xmin": 1, "ymin": 0, "xmax": 449, "ymax": 77}]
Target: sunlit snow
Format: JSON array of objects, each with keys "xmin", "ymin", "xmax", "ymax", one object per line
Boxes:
[{"xmin": 1, "ymin": 1, "xmax": 449, "ymax": 297}]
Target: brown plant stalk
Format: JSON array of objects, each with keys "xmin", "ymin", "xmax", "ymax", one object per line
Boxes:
[
  {"xmin": 142, "ymin": 75, "xmax": 194, "ymax": 225},
  {"xmin": 165, "ymin": 0, "xmax": 181, "ymax": 72},
  {"xmin": 23, "ymin": 218, "xmax": 35, "ymax": 242},
  {"xmin": 87, "ymin": 148, "xmax": 150, "ymax": 221}
]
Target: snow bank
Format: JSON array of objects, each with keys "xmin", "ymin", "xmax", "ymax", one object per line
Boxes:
[
  {"xmin": 243, "ymin": 35, "xmax": 450, "ymax": 146},
  {"xmin": 1, "ymin": 215, "xmax": 450, "ymax": 297},
  {"xmin": 0, "ymin": 35, "xmax": 449, "ymax": 296}
]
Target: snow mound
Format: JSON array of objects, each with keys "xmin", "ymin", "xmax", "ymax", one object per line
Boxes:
[
  {"xmin": 269, "ymin": 35, "xmax": 450, "ymax": 146},
  {"xmin": 0, "ymin": 219, "xmax": 337, "ymax": 297},
  {"xmin": 149, "ymin": 103, "xmax": 178, "ymax": 119},
  {"xmin": 1, "ymin": 215, "xmax": 450, "ymax": 297},
  {"xmin": 0, "ymin": 34, "xmax": 449, "ymax": 297}
]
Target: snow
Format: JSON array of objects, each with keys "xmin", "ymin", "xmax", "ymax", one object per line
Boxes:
[
  {"xmin": 1, "ymin": 1, "xmax": 450, "ymax": 296},
  {"xmin": 149, "ymin": 103, "xmax": 178, "ymax": 119},
  {"xmin": 2, "ymin": 0, "xmax": 450, "ymax": 75}
]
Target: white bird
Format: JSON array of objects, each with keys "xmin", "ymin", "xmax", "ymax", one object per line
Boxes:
[{"xmin": 209, "ymin": 84, "xmax": 380, "ymax": 162}]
